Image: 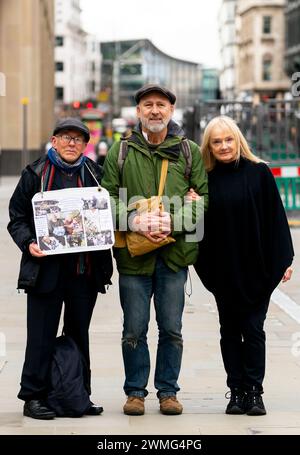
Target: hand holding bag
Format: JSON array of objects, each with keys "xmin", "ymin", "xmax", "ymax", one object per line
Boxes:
[{"xmin": 125, "ymin": 159, "xmax": 175, "ymax": 257}]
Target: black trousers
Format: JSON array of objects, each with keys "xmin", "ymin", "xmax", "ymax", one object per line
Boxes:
[
  {"xmin": 18, "ymin": 273, "xmax": 98, "ymax": 401},
  {"xmin": 215, "ymin": 296, "xmax": 269, "ymax": 392}
]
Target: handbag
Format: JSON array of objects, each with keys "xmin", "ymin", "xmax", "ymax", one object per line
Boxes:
[
  {"xmin": 125, "ymin": 159, "xmax": 175, "ymax": 257},
  {"xmin": 114, "ymin": 159, "xmax": 176, "ymax": 254}
]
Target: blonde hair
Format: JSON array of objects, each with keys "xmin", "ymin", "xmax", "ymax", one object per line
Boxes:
[{"xmin": 201, "ymin": 115, "xmax": 264, "ymax": 171}]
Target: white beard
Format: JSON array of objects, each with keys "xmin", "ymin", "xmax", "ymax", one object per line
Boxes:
[{"xmin": 141, "ymin": 117, "xmax": 170, "ymax": 133}]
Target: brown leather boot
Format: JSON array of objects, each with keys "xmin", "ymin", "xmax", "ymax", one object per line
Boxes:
[
  {"xmin": 159, "ymin": 396, "xmax": 183, "ymax": 415},
  {"xmin": 123, "ymin": 396, "xmax": 145, "ymax": 415}
]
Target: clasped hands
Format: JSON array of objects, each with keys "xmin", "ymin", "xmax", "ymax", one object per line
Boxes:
[
  {"xmin": 131, "ymin": 209, "xmax": 171, "ymax": 243},
  {"xmin": 131, "ymin": 188, "xmax": 201, "ymax": 243}
]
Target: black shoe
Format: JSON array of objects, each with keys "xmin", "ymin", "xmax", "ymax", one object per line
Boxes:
[
  {"xmin": 225, "ymin": 388, "xmax": 246, "ymax": 415},
  {"xmin": 245, "ymin": 388, "xmax": 266, "ymax": 416},
  {"xmin": 85, "ymin": 404, "xmax": 103, "ymax": 416},
  {"xmin": 23, "ymin": 400, "xmax": 56, "ymax": 420}
]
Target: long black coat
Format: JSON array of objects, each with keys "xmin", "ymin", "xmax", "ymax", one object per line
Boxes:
[
  {"xmin": 8, "ymin": 155, "xmax": 113, "ymax": 294},
  {"xmin": 195, "ymin": 157, "xmax": 294, "ymax": 307}
]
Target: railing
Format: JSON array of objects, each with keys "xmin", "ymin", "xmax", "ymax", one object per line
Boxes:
[
  {"xmin": 183, "ymin": 99, "xmax": 300, "ymax": 211},
  {"xmin": 269, "ymin": 164, "xmax": 300, "ymax": 210},
  {"xmin": 184, "ymin": 99, "xmax": 300, "ymax": 162}
]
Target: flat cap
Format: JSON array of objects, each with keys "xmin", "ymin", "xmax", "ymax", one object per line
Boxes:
[
  {"xmin": 53, "ymin": 117, "xmax": 90, "ymax": 142},
  {"xmin": 134, "ymin": 84, "xmax": 176, "ymax": 105}
]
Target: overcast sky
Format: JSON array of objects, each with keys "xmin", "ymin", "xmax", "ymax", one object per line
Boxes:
[{"xmin": 80, "ymin": 0, "xmax": 222, "ymax": 67}]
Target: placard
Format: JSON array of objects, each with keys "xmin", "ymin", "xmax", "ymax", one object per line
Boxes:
[{"xmin": 32, "ymin": 187, "xmax": 114, "ymax": 255}]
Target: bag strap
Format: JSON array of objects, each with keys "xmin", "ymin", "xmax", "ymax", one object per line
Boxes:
[{"xmin": 158, "ymin": 159, "xmax": 169, "ymax": 197}]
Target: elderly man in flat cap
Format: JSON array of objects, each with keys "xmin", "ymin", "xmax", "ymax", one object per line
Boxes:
[
  {"xmin": 8, "ymin": 118, "xmax": 112, "ymax": 419},
  {"xmin": 102, "ymin": 84, "xmax": 208, "ymax": 416}
]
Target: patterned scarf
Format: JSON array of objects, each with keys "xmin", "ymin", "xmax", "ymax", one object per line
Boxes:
[{"xmin": 47, "ymin": 147, "xmax": 86, "ymax": 174}]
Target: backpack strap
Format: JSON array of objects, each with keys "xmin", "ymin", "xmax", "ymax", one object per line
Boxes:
[
  {"xmin": 180, "ymin": 137, "xmax": 192, "ymax": 180},
  {"xmin": 118, "ymin": 138, "xmax": 128, "ymax": 173}
]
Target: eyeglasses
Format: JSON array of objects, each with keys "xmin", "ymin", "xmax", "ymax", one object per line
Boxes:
[{"xmin": 57, "ymin": 134, "xmax": 85, "ymax": 145}]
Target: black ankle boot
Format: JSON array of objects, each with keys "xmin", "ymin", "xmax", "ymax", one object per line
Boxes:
[
  {"xmin": 225, "ymin": 388, "xmax": 246, "ymax": 415},
  {"xmin": 245, "ymin": 387, "xmax": 266, "ymax": 416}
]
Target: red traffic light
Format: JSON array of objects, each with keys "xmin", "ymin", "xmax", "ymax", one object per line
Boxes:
[
  {"xmin": 72, "ymin": 101, "xmax": 81, "ymax": 109},
  {"xmin": 86, "ymin": 102, "xmax": 93, "ymax": 109}
]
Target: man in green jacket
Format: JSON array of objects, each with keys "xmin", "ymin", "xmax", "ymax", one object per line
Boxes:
[{"xmin": 102, "ymin": 84, "xmax": 208, "ymax": 416}]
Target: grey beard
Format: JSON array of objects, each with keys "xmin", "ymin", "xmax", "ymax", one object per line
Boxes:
[{"xmin": 141, "ymin": 118, "xmax": 168, "ymax": 133}]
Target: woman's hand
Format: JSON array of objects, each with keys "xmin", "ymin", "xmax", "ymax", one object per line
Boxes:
[
  {"xmin": 282, "ymin": 266, "xmax": 293, "ymax": 283},
  {"xmin": 185, "ymin": 188, "xmax": 201, "ymax": 203}
]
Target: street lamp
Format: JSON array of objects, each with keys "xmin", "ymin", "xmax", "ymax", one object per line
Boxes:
[{"xmin": 21, "ymin": 97, "xmax": 29, "ymax": 171}]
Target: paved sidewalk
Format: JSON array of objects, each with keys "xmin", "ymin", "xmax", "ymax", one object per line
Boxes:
[{"xmin": 0, "ymin": 177, "xmax": 300, "ymax": 435}]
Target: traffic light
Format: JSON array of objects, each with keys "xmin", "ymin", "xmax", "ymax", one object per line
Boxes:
[
  {"xmin": 86, "ymin": 101, "xmax": 93, "ymax": 109},
  {"xmin": 72, "ymin": 101, "xmax": 81, "ymax": 109}
]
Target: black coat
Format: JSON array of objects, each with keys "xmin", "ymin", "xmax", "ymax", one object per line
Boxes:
[
  {"xmin": 195, "ymin": 157, "xmax": 294, "ymax": 307},
  {"xmin": 8, "ymin": 155, "xmax": 113, "ymax": 293}
]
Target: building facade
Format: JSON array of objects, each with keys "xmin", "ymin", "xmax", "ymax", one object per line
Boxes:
[
  {"xmin": 0, "ymin": 0, "xmax": 55, "ymax": 174},
  {"xmin": 100, "ymin": 39, "xmax": 202, "ymax": 115},
  {"xmin": 236, "ymin": 0, "xmax": 289, "ymax": 101},
  {"xmin": 85, "ymin": 35, "xmax": 101, "ymax": 100},
  {"xmin": 219, "ymin": 0, "xmax": 238, "ymax": 99},
  {"xmin": 201, "ymin": 68, "xmax": 220, "ymax": 101},
  {"xmin": 285, "ymin": 0, "xmax": 300, "ymax": 76},
  {"xmin": 55, "ymin": 0, "xmax": 100, "ymax": 106}
]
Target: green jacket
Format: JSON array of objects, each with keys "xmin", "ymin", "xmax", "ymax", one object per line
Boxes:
[{"xmin": 102, "ymin": 121, "xmax": 208, "ymax": 275}]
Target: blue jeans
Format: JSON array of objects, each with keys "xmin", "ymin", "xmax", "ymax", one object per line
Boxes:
[{"xmin": 119, "ymin": 257, "xmax": 187, "ymax": 398}]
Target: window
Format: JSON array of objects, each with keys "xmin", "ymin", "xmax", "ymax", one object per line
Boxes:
[
  {"xmin": 90, "ymin": 80, "xmax": 96, "ymax": 92},
  {"xmin": 120, "ymin": 64, "xmax": 142, "ymax": 76},
  {"xmin": 55, "ymin": 62, "xmax": 64, "ymax": 71},
  {"xmin": 262, "ymin": 58, "xmax": 272, "ymax": 81},
  {"xmin": 263, "ymin": 16, "xmax": 272, "ymax": 34},
  {"xmin": 55, "ymin": 87, "xmax": 64, "ymax": 100},
  {"xmin": 55, "ymin": 36, "xmax": 64, "ymax": 46}
]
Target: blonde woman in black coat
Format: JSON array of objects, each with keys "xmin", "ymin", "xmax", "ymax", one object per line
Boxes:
[{"xmin": 194, "ymin": 116, "xmax": 294, "ymax": 416}]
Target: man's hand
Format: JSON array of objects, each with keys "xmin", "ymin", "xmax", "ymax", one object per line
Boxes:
[
  {"xmin": 29, "ymin": 242, "xmax": 47, "ymax": 258},
  {"xmin": 131, "ymin": 209, "xmax": 171, "ymax": 243}
]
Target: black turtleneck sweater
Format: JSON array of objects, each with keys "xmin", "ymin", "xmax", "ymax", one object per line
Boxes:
[{"xmin": 195, "ymin": 157, "xmax": 294, "ymax": 307}]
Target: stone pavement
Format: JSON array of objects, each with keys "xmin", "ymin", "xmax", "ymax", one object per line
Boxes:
[{"xmin": 0, "ymin": 177, "xmax": 300, "ymax": 435}]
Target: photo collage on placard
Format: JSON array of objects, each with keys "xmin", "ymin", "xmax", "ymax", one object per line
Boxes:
[
  {"xmin": 33, "ymin": 194, "xmax": 113, "ymax": 253},
  {"xmin": 82, "ymin": 195, "xmax": 113, "ymax": 247}
]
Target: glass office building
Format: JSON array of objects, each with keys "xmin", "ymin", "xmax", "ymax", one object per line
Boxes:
[{"xmin": 100, "ymin": 39, "xmax": 202, "ymax": 115}]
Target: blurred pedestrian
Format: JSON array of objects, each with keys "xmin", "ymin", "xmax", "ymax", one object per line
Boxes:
[{"xmin": 95, "ymin": 141, "xmax": 108, "ymax": 166}]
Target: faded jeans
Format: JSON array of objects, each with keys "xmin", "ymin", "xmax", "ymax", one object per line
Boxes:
[{"xmin": 119, "ymin": 257, "xmax": 187, "ymax": 398}]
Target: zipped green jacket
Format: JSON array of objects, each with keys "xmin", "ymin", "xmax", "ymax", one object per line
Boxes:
[{"xmin": 102, "ymin": 121, "xmax": 208, "ymax": 275}]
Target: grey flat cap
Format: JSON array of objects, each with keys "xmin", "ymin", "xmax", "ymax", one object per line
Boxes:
[
  {"xmin": 134, "ymin": 84, "xmax": 176, "ymax": 105},
  {"xmin": 53, "ymin": 117, "xmax": 90, "ymax": 142}
]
